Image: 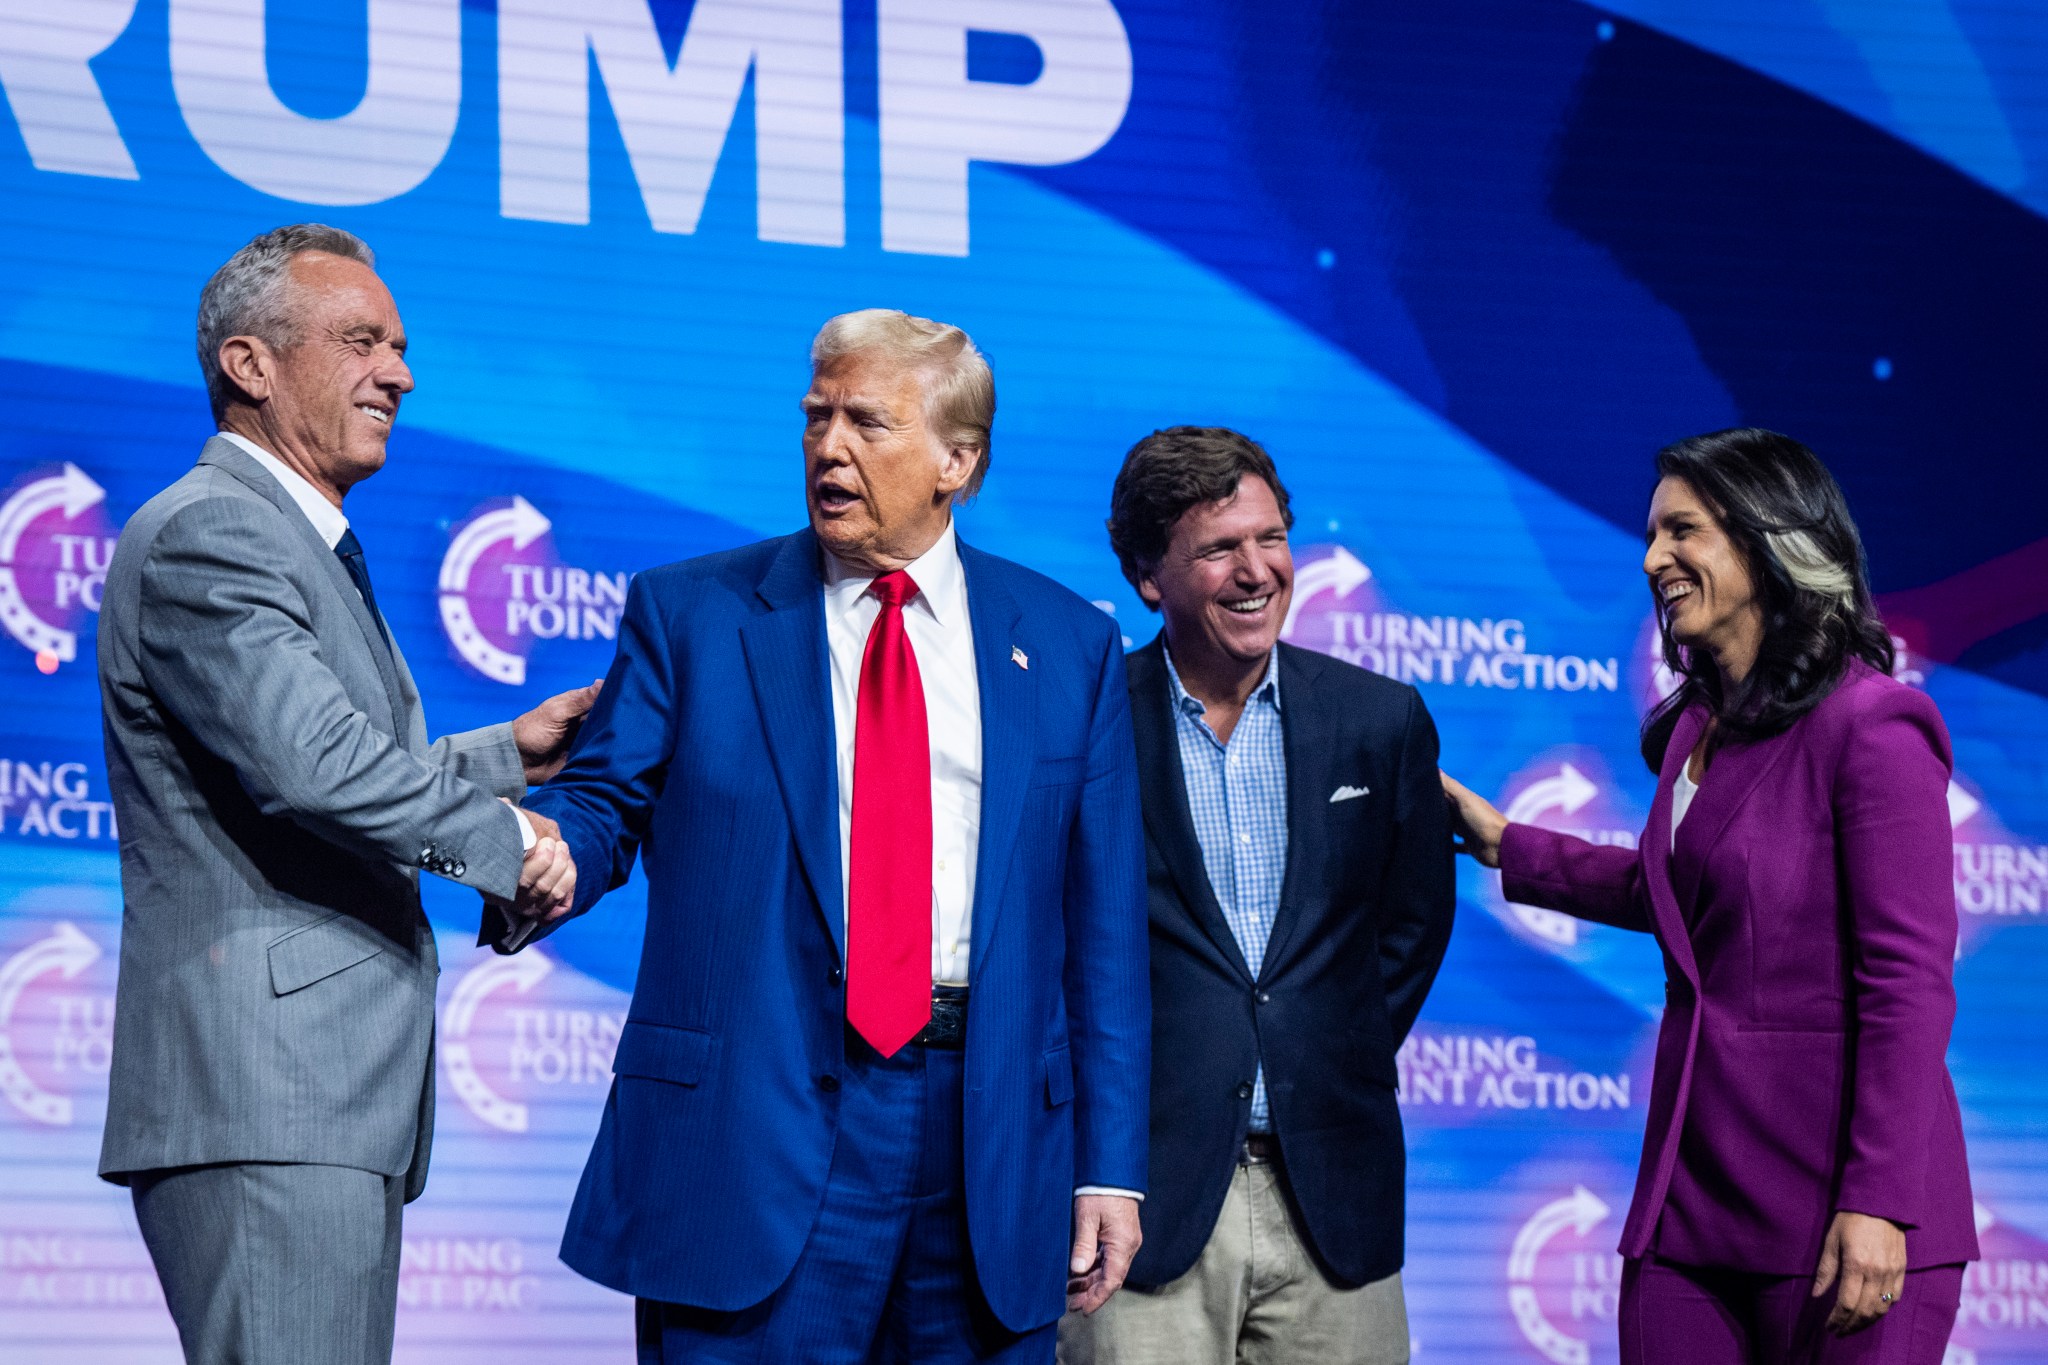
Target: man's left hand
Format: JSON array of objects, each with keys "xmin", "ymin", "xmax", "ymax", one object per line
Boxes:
[
  {"xmin": 513, "ymin": 679, "xmax": 603, "ymax": 785},
  {"xmin": 1067, "ymin": 1194, "xmax": 1142, "ymax": 1316}
]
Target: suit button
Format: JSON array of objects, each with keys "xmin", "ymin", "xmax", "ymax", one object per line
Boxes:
[
  {"xmin": 828, "ymin": 968, "xmax": 843, "ymax": 987},
  {"xmin": 451, "ymin": 862, "xmax": 466, "ymax": 878},
  {"xmin": 1237, "ymin": 1082, "xmax": 1254, "ymax": 1100},
  {"xmin": 1256, "ymin": 991, "xmax": 1271, "ymax": 1005},
  {"xmin": 817, "ymin": 1074, "xmax": 840, "ymax": 1093}
]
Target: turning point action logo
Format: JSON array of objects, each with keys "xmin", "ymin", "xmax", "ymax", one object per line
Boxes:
[
  {"xmin": 0, "ymin": 464, "xmax": 115, "ymax": 673},
  {"xmin": 1488, "ymin": 754, "xmax": 1639, "ymax": 950},
  {"xmin": 439, "ymin": 497, "xmax": 628, "ymax": 685},
  {"xmin": 0, "ymin": 922, "xmax": 108, "ymax": 1127},
  {"xmin": 441, "ymin": 950, "xmax": 622, "ymax": 1133},
  {"xmin": 1284, "ymin": 545, "xmax": 1621, "ymax": 693},
  {"xmin": 1508, "ymin": 1186, "xmax": 1617, "ymax": 1365}
]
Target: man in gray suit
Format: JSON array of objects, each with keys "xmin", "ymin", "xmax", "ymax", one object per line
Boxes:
[{"xmin": 96, "ymin": 224, "xmax": 590, "ymax": 1364}]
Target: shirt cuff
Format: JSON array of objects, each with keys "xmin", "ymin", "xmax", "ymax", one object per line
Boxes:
[
  {"xmin": 1075, "ymin": 1186, "xmax": 1144, "ymax": 1201},
  {"xmin": 506, "ymin": 802, "xmax": 537, "ymax": 852}
]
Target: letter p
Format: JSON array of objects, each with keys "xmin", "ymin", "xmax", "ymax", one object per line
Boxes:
[{"xmin": 879, "ymin": 0, "xmax": 1131, "ymax": 256}]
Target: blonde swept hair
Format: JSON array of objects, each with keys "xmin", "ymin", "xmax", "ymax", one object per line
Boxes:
[{"xmin": 811, "ymin": 309, "xmax": 995, "ymax": 499}]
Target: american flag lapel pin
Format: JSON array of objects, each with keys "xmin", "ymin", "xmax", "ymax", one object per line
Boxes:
[{"xmin": 1011, "ymin": 645, "xmax": 1029, "ymax": 670}]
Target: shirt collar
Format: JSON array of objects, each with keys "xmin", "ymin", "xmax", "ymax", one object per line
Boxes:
[
  {"xmin": 1162, "ymin": 643, "xmax": 1283, "ymax": 719},
  {"xmin": 216, "ymin": 431, "xmax": 351, "ymax": 551},
  {"xmin": 821, "ymin": 519, "xmax": 965, "ymax": 628}
]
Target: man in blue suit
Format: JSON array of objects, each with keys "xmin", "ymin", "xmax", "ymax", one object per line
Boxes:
[{"xmin": 509, "ymin": 309, "xmax": 1150, "ymax": 1362}]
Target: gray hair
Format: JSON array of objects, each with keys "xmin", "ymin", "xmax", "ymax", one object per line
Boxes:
[
  {"xmin": 196, "ymin": 224, "xmax": 376, "ymax": 422},
  {"xmin": 1765, "ymin": 528, "xmax": 1857, "ymax": 614},
  {"xmin": 810, "ymin": 309, "xmax": 995, "ymax": 498}
]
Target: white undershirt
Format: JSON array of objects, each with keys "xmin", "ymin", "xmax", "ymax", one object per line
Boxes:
[
  {"xmin": 822, "ymin": 521, "xmax": 982, "ymax": 986},
  {"xmin": 1671, "ymin": 763, "xmax": 1700, "ymax": 851}
]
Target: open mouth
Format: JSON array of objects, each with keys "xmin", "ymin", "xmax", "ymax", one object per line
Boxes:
[
  {"xmin": 357, "ymin": 404, "xmax": 392, "ymax": 426},
  {"xmin": 815, "ymin": 484, "xmax": 861, "ymax": 513},
  {"xmin": 1223, "ymin": 594, "xmax": 1272, "ymax": 616},
  {"xmin": 1659, "ymin": 580, "xmax": 1696, "ymax": 606}
]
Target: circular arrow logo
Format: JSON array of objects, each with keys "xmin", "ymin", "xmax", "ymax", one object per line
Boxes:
[
  {"xmin": 0, "ymin": 921, "xmax": 104, "ymax": 1126},
  {"xmin": 441, "ymin": 950, "xmax": 555, "ymax": 1132},
  {"xmin": 439, "ymin": 497, "xmax": 555, "ymax": 685},
  {"xmin": 0, "ymin": 463, "xmax": 114, "ymax": 670},
  {"xmin": 1507, "ymin": 1185, "xmax": 1612, "ymax": 1365},
  {"xmin": 1501, "ymin": 763, "xmax": 1601, "ymax": 947},
  {"xmin": 1280, "ymin": 544, "xmax": 1373, "ymax": 643}
]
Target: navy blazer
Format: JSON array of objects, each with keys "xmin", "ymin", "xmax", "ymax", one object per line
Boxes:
[
  {"xmin": 522, "ymin": 530, "xmax": 1150, "ymax": 1332},
  {"xmin": 1125, "ymin": 637, "xmax": 1454, "ymax": 1289}
]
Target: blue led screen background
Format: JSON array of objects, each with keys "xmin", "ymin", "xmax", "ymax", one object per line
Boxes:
[{"xmin": 1, "ymin": 2, "xmax": 2045, "ymax": 1359}]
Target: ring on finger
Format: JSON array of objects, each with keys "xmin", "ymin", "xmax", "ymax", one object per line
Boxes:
[{"xmin": 1879, "ymin": 1292, "xmax": 1894, "ymax": 1304}]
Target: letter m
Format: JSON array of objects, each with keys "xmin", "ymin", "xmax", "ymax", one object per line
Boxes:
[{"xmin": 499, "ymin": 0, "xmax": 842, "ymax": 246}]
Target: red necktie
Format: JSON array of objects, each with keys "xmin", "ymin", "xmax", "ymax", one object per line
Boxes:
[{"xmin": 846, "ymin": 570, "xmax": 932, "ymax": 1057}]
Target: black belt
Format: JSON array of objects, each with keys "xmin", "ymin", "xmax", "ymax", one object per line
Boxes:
[
  {"xmin": 1240, "ymin": 1133, "xmax": 1281, "ymax": 1166},
  {"xmin": 909, "ymin": 986, "xmax": 969, "ymax": 1049}
]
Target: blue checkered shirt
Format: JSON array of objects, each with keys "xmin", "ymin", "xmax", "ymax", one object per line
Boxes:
[{"xmin": 1164, "ymin": 647, "xmax": 1287, "ymax": 1132}]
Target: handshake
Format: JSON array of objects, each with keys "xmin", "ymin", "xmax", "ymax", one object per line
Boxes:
[{"xmin": 490, "ymin": 804, "xmax": 579, "ymax": 951}]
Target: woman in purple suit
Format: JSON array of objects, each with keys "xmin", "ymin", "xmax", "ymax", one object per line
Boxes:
[{"xmin": 1442, "ymin": 429, "xmax": 1976, "ymax": 1362}]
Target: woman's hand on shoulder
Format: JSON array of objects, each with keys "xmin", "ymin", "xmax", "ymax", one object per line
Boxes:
[
  {"xmin": 1811, "ymin": 1209, "xmax": 1907, "ymax": 1336},
  {"xmin": 1440, "ymin": 771, "xmax": 1507, "ymax": 869}
]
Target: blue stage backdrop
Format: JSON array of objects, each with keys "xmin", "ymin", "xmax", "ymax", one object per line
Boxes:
[{"xmin": 2, "ymin": 2, "xmax": 2044, "ymax": 1359}]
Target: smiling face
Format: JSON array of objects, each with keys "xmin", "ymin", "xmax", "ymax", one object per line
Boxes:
[
  {"xmin": 217, "ymin": 250, "xmax": 413, "ymax": 503},
  {"xmin": 801, "ymin": 351, "xmax": 976, "ymax": 572},
  {"xmin": 1140, "ymin": 473, "xmax": 1294, "ymax": 675},
  {"xmin": 1644, "ymin": 475, "xmax": 1764, "ymax": 680}
]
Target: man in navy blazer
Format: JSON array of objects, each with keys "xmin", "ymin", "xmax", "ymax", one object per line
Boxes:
[
  {"xmin": 510, "ymin": 310, "xmax": 1149, "ymax": 1362},
  {"xmin": 1062, "ymin": 428, "xmax": 1454, "ymax": 1365}
]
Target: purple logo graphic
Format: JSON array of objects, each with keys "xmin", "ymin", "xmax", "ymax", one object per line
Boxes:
[
  {"xmin": 0, "ymin": 464, "xmax": 116, "ymax": 674},
  {"xmin": 1952, "ymin": 1198, "xmax": 2048, "ymax": 1358},
  {"xmin": 438, "ymin": 498, "xmax": 629, "ymax": 685},
  {"xmin": 1505, "ymin": 1184, "xmax": 1622, "ymax": 1364},
  {"xmin": 1948, "ymin": 775, "xmax": 2047, "ymax": 950},
  {"xmin": 1487, "ymin": 751, "xmax": 1640, "ymax": 950}
]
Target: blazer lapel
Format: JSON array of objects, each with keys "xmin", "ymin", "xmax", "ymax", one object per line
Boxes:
[
  {"xmin": 1257, "ymin": 646, "xmax": 1330, "ymax": 981},
  {"xmin": 1670, "ymin": 719, "xmax": 1793, "ymax": 913},
  {"xmin": 197, "ymin": 437, "xmax": 406, "ymax": 730},
  {"xmin": 1644, "ymin": 707, "xmax": 1704, "ymax": 986},
  {"xmin": 1128, "ymin": 636, "xmax": 1254, "ymax": 983},
  {"xmin": 962, "ymin": 544, "xmax": 1033, "ymax": 985},
  {"xmin": 737, "ymin": 531, "xmax": 845, "ymax": 963}
]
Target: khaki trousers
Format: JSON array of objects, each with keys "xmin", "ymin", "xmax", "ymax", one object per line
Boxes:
[{"xmin": 1059, "ymin": 1159, "xmax": 1409, "ymax": 1365}]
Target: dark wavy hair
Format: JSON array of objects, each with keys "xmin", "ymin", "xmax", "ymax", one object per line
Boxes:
[
  {"xmin": 1106, "ymin": 426, "xmax": 1293, "ymax": 601},
  {"xmin": 1640, "ymin": 428, "xmax": 1894, "ymax": 772}
]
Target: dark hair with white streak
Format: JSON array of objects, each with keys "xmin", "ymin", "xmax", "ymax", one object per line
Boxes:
[
  {"xmin": 196, "ymin": 224, "xmax": 376, "ymax": 423},
  {"xmin": 1641, "ymin": 427, "xmax": 1895, "ymax": 772}
]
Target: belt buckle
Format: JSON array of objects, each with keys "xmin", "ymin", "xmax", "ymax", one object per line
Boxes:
[{"xmin": 911, "ymin": 987, "xmax": 968, "ymax": 1049}]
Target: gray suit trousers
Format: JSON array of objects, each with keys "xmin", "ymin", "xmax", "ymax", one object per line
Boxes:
[{"xmin": 132, "ymin": 1162, "xmax": 405, "ymax": 1365}]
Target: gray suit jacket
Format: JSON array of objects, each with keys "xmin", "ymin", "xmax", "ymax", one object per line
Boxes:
[{"xmin": 97, "ymin": 437, "xmax": 527, "ymax": 1201}]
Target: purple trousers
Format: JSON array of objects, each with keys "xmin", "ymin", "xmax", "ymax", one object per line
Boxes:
[{"xmin": 1620, "ymin": 1257, "xmax": 1962, "ymax": 1365}]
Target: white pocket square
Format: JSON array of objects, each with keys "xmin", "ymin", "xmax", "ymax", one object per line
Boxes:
[{"xmin": 1329, "ymin": 784, "xmax": 1370, "ymax": 803}]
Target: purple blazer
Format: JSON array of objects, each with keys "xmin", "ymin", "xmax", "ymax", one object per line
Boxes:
[{"xmin": 1501, "ymin": 660, "xmax": 1976, "ymax": 1274}]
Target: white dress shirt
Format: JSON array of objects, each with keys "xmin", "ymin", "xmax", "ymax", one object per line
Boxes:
[
  {"xmin": 218, "ymin": 431, "xmax": 349, "ymax": 550},
  {"xmin": 823, "ymin": 520, "xmax": 981, "ymax": 986},
  {"xmin": 823, "ymin": 525, "xmax": 1140, "ymax": 1202},
  {"xmin": 217, "ymin": 430, "xmax": 538, "ymax": 856}
]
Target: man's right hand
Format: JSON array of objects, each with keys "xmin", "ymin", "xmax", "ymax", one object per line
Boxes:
[{"xmin": 509, "ymin": 809, "xmax": 577, "ymax": 924}]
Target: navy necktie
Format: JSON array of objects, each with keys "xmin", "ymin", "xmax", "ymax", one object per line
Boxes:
[{"xmin": 333, "ymin": 527, "xmax": 391, "ymax": 644}]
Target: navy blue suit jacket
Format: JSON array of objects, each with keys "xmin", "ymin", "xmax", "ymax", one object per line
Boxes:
[
  {"xmin": 523, "ymin": 529, "xmax": 1149, "ymax": 1331},
  {"xmin": 1125, "ymin": 637, "xmax": 1453, "ymax": 1289}
]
